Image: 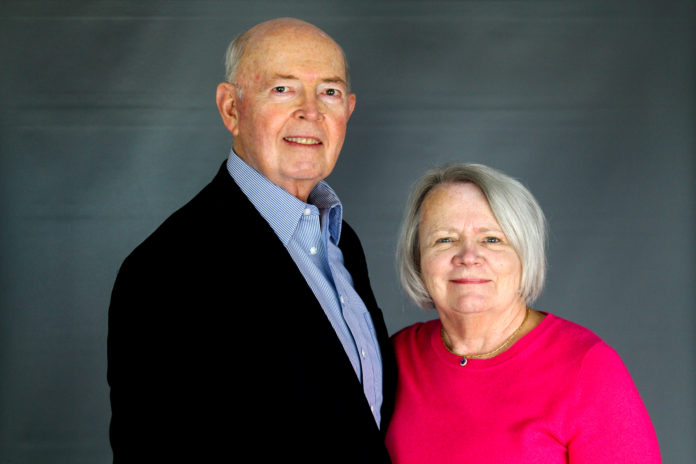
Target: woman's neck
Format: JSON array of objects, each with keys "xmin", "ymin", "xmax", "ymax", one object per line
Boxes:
[{"xmin": 439, "ymin": 304, "xmax": 543, "ymax": 358}]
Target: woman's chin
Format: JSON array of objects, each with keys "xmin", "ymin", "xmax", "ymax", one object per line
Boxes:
[{"xmin": 437, "ymin": 298, "xmax": 492, "ymax": 317}]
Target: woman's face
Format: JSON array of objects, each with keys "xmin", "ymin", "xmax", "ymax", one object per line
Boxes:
[{"xmin": 418, "ymin": 182, "xmax": 523, "ymax": 318}]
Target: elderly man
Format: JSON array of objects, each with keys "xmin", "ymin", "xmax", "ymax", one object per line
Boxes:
[{"xmin": 107, "ymin": 18, "xmax": 395, "ymax": 463}]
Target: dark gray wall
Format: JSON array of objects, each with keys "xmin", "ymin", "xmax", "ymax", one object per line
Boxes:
[{"xmin": 1, "ymin": 1, "xmax": 693, "ymax": 462}]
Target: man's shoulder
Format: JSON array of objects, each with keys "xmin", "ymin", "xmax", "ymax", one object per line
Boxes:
[
  {"xmin": 121, "ymin": 163, "xmax": 252, "ymax": 265},
  {"xmin": 338, "ymin": 219, "xmax": 364, "ymax": 249},
  {"xmin": 339, "ymin": 219, "xmax": 357, "ymax": 240},
  {"xmin": 336, "ymin": 219, "xmax": 367, "ymax": 265}
]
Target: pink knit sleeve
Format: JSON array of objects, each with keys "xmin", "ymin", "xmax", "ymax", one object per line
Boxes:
[{"xmin": 566, "ymin": 343, "xmax": 661, "ymax": 463}]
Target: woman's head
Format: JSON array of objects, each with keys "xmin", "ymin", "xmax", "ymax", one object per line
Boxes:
[{"xmin": 397, "ymin": 163, "xmax": 547, "ymax": 310}]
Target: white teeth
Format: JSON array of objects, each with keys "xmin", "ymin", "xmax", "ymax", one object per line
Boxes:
[{"xmin": 284, "ymin": 137, "xmax": 320, "ymax": 145}]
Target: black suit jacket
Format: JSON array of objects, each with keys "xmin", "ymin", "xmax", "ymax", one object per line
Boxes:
[{"xmin": 107, "ymin": 162, "xmax": 396, "ymax": 462}]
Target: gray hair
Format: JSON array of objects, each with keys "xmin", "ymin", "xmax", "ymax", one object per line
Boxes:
[
  {"xmin": 223, "ymin": 30, "xmax": 252, "ymax": 85},
  {"xmin": 397, "ymin": 163, "xmax": 547, "ymax": 309}
]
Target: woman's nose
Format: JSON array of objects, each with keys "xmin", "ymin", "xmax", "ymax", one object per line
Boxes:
[{"xmin": 453, "ymin": 242, "xmax": 481, "ymax": 266}]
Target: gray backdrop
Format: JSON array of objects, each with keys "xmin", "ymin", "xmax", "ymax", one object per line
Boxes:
[{"xmin": 1, "ymin": 1, "xmax": 694, "ymax": 462}]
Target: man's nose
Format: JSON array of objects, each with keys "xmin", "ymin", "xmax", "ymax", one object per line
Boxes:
[{"xmin": 296, "ymin": 94, "xmax": 323, "ymax": 121}]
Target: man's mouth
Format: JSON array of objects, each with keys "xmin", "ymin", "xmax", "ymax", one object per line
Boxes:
[{"xmin": 283, "ymin": 137, "xmax": 321, "ymax": 145}]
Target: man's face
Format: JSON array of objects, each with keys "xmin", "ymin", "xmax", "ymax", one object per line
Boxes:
[{"xmin": 226, "ymin": 26, "xmax": 355, "ymax": 200}]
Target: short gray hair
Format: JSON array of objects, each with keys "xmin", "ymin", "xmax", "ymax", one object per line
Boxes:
[
  {"xmin": 397, "ymin": 163, "xmax": 547, "ymax": 309},
  {"xmin": 223, "ymin": 30, "xmax": 253, "ymax": 84}
]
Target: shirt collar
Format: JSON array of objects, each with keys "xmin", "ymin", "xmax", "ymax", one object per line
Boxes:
[{"xmin": 226, "ymin": 149, "xmax": 343, "ymax": 246}]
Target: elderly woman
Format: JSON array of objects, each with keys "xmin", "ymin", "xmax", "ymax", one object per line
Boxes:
[{"xmin": 385, "ymin": 163, "xmax": 660, "ymax": 463}]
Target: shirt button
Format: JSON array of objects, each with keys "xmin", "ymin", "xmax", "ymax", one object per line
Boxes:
[
  {"xmin": 309, "ymin": 246, "xmax": 318, "ymax": 255},
  {"xmin": 339, "ymin": 295, "xmax": 345, "ymax": 304},
  {"xmin": 370, "ymin": 405, "xmax": 375, "ymax": 412},
  {"xmin": 303, "ymin": 208, "xmax": 311, "ymax": 215},
  {"xmin": 361, "ymin": 348, "xmax": 367, "ymax": 358}
]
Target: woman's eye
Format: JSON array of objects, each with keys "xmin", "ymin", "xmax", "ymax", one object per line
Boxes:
[
  {"xmin": 435, "ymin": 237, "xmax": 453, "ymax": 244},
  {"xmin": 483, "ymin": 237, "xmax": 501, "ymax": 244}
]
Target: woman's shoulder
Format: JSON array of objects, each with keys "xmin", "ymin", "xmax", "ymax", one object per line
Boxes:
[
  {"xmin": 542, "ymin": 312, "xmax": 601, "ymax": 342},
  {"xmin": 391, "ymin": 319, "xmax": 440, "ymax": 345},
  {"xmin": 538, "ymin": 313, "xmax": 619, "ymax": 365}
]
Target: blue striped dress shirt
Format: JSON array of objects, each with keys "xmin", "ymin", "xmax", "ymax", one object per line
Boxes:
[{"xmin": 226, "ymin": 150, "xmax": 383, "ymax": 427}]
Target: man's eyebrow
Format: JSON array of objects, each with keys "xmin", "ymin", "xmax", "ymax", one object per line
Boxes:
[
  {"xmin": 273, "ymin": 73, "xmax": 299, "ymax": 81},
  {"xmin": 321, "ymin": 77, "xmax": 348, "ymax": 86},
  {"xmin": 272, "ymin": 74, "xmax": 347, "ymax": 86}
]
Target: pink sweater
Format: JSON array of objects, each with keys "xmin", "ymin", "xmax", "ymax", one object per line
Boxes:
[{"xmin": 385, "ymin": 313, "xmax": 660, "ymax": 463}]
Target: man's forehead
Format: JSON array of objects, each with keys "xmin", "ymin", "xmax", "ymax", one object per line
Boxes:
[
  {"xmin": 255, "ymin": 33, "xmax": 341, "ymax": 59},
  {"xmin": 240, "ymin": 39, "xmax": 347, "ymax": 80}
]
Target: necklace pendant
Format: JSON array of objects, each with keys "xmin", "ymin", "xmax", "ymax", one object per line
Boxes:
[{"xmin": 459, "ymin": 357, "xmax": 468, "ymax": 367}]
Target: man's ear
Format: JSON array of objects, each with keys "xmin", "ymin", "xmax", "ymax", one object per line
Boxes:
[
  {"xmin": 216, "ymin": 82, "xmax": 240, "ymax": 136},
  {"xmin": 347, "ymin": 92, "xmax": 356, "ymax": 120}
]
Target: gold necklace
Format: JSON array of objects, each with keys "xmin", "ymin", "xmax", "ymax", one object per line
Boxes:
[{"xmin": 441, "ymin": 307, "xmax": 530, "ymax": 367}]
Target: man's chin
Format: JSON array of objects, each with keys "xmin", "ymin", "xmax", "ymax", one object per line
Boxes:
[{"xmin": 282, "ymin": 161, "xmax": 335, "ymax": 182}]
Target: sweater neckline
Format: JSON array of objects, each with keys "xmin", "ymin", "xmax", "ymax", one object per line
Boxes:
[{"xmin": 430, "ymin": 312, "xmax": 556, "ymax": 370}]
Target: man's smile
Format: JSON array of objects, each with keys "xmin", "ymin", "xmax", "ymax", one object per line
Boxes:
[{"xmin": 283, "ymin": 136, "xmax": 322, "ymax": 145}]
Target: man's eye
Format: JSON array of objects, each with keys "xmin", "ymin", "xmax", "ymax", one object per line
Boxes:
[
  {"xmin": 325, "ymin": 88, "xmax": 340, "ymax": 96},
  {"xmin": 273, "ymin": 86, "xmax": 289, "ymax": 93}
]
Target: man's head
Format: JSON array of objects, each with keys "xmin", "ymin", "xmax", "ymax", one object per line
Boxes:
[{"xmin": 216, "ymin": 18, "xmax": 356, "ymax": 201}]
